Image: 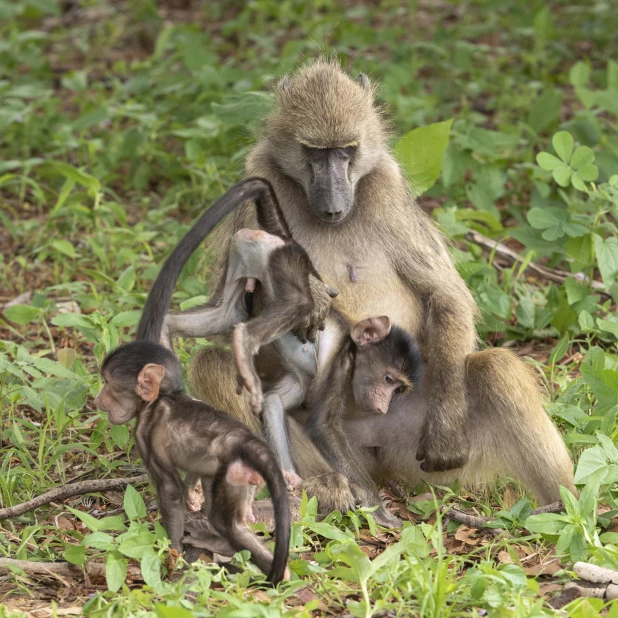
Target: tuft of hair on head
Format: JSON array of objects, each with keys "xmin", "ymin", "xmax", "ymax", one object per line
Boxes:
[
  {"xmin": 102, "ymin": 341, "xmax": 183, "ymax": 394},
  {"xmin": 266, "ymin": 58, "xmax": 388, "ymax": 149},
  {"xmin": 382, "ymin": 325, "xmax": 424, "ymax": 388}
]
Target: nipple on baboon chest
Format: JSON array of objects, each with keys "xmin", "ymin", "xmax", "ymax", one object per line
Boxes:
[{"xmin": 347, "ymin": 263, "xmax": 359, "ymax": 283}]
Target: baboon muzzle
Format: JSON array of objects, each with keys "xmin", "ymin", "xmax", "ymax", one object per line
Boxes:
[{"xmin": 307, "ymin": 152, "xmax": 354, "ymax": 224}]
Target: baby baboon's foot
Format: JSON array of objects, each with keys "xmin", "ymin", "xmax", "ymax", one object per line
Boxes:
[
  {"xmin": 373, "ymin": 505, "xmax": 402, "ymax": 529},
  {"xmin": 232, "ymin": 323, "xmax": 264, "ymax": 413},
  {"xmin": 283, "ymin": 470, "xmax": 303, "ymax": 489},
  {"xmin": 301, "ymin": 473, "xmax": 356, "ymax": 514}
]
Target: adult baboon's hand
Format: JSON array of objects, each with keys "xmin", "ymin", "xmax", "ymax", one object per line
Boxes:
[{"xmin": 416, "ymin": 414, "xmax": 470, "ymax": 472}]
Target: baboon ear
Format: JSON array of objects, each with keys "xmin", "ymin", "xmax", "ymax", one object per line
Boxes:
[
  {"xmin": 356, "ymin": 73, "xmax": 370, "ymax": 90},
  {"xmin": 136, "ymin": 364, "xmax": 165, "ymax": 402},
  {"xmin": 351, "ymin": 316, "xmax": 391, "ymax": 349},
  {"xmin": 279, "ymin": 74, "xmax": 291, "ymax": 91}
]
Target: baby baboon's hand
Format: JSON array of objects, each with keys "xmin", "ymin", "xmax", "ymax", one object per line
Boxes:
[
  {"xmin": 293, "ymin": 278, "xmax": 337, "ymax": 343},
  {"xmin": 232, "ymin": 323, "xmax": 264, "ymax": 414}
]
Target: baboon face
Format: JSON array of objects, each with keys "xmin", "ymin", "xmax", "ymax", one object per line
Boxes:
[
  {"xmin": 94, "ymin": 371, "xmax": 140, "ymax": 425},
  {"xmin": 303, "ymin": 145, "xmax": 357, "ymax": 224}
]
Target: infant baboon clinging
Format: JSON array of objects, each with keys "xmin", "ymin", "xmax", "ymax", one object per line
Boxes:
[{"xmin": 186, "ymin": 59, "xmax": 575, "ymax": 508}]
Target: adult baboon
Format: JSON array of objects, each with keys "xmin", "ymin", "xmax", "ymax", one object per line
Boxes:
[{"xmin": 188, "ymin": 59, "xmax": 574, "ymax": 507}]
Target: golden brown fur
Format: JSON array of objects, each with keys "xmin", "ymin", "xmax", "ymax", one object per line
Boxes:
[{"xmin": 191, "ymin": 59, "xmax": 575, "ymax": 506}]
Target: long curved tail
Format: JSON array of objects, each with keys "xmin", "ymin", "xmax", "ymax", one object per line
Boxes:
[
  {"xmin": 237, "ymin": 442, "xmax": 291, "ymax": 584},
  {"xmin": 136, "ymin": 177, "xmax": 290, "ymax": 343}
]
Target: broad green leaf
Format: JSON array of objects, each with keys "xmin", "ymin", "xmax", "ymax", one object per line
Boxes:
[
  {"xmin": 110, "ymin": 311, "xmax": 141, "ymax": 327},
  {"xmin": 116, "ymin": 266, "xmax": 136, "ymax": 292},
  {"xmin": 515, "ymin": 296, "xmax": 535, "ymax": 329},
  {"xmin": 593, "ymin": 234, "xmax": 618, "ymax": 287},
  {"xmin": 124, "ymin": 484, "xmax": 147, "ymax": 520},
  {"xmin": 67, "ymin": 506, "xmax": 103, "ymax": 532},
  {"xmin": 51, "ymin": 240, "xmax": 77, "ymax": 258},
  {"xmin": 118, "ymin": 531, "xmax": 156, "ymax": 560},
  {"xmin": 82, "ymin": 531, "xmax": 116, "ymax": 551},
  {"xmin": 536, "ymin": 152, "xmax": 563, "ymax": 171},
  {"xmin": 571, "ymin": 146, "xmax": 595, "ymax": 168},
  {"xmin": 598, "ymin": 434, "xmax": 618, "ymax": 463},
  {"xmin": 597, "ymin": 317, "xmax": 618, "ymax": 337},
  {"xmin": 527, "ymin": 207, "xmax": 565, "ymax": 230},
  {"xmin": 300, "ymin": 521, "xmax": 354, "ymax": 541},
  {"xmin": 155, "ymin": 605, "xmax": 195, "ymax": 618},
  {"xmin": 31, "ymin": 358, "xmax": 76, "ymax": 378},
  {"xmin": 574, "ymin": 445, "xmax": 610, "ymax": 484},
  {"xmin": 3, "ymin": 304, "xmax": 40, "ymax": 325},
  {"xmin": 549, "ymin": 335, "xmax": 569, "ymax": 365},
  {"xmin": 576, "ymin": 164, "xmax": 598, "ymax": 182},
  {"xmin": 525, "ymin": 512, "xmax": 569, "ymax": 535},
  {"xmin": 528, "ymin": 89, "xmax": 563, "ymax": 133},
  {"xmin": 106, "ymin": 551, "xmax": 127, "ymax": 592},
  {"xmin": 552, "ymin": 165, "xmax": 573, "ymax": 187},
  {"xmin": 52, "ymin": 161, "xmax": 100, "ymax": 195},
  {"xmin": 552, "ymin": 131, "xmax": 574, "ymax": 164},
  {"xmin": 110, "ymin": 424, "xmax": 130, "ymax": 449},
  {"xmin": 579, "ymin": 310, "xmax": 595, "ymax": 332},
  {"xmin": 51, "ymin": 313, "xmax": 94, "ymax": 329},
  {"xmin": 570, "ymin": 62, "xmax": 590, "ymax": 88},
  {"xmin": 63, "ymin": 545, "xmax": 85, "ymax": 565},
  {"xmin": 394, "ymin": 119, "xmax": 453, "ymax": 194},
  {"xmin": 141, "ymin": 553, "xmax": 162, "ymax": 590}
]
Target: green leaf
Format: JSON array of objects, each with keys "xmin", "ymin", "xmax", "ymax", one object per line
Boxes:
[
  {"xmin": 571, "ymin": 146, "xmax": 595, "ymax": 169},
  {"xmin": 110, "ymin": 424, "xmax": 130, "ymax": 449},
  {"xmin": 63, "ymin": 545, "xmax": 85, "ymax": 565},
  {"xmin": 574, "ymin": 445, "xmax": 610, "ymax": 484},
  {"xmin": 549, "ymin": 335, "xmax": 569, "ymax": 365},
  {"xmin": 579, "ymin": 310, "xmax": 595, "ymax": 332},
  {"xmin": 52, "ymin": 161, "xmax": 100, "ymax": 195},
  {"xmin": 525, "ymin": 513, "xmax": 569, "ymax": 535},
  {"xmin": 300, "ymin": 520, "xmax": 354, "ymax": 541},
  {"xmin": 536, "ymin": 152, "xmax": 563, "ymax": 171},
  {"xmin": 593, "ymin": 234, "xmax": 618, "ymax": 287},
  {"xmin": 570, "ymin": 62, "xmax": 590, "ymax": 88},
  {"xmin": 552, "ymin": 131, "xmax": 574, "ymax": 164},
  {"xmin": 118, "ymin": 531, "xmax": 156, "ymax": 560},
  {"xmin": 527, "ymin": 207, "xmax": 565, "ymax": 230},
  {"xmin": 124, "ymin": 484, "xmax": 147, "ymax": 520},
  {"xmin": 3, "ymin": 304, "xmax": 40, "ymax": 325},
  {"xmin": 141, "ymin": 553, "xmax": 162, "ymax": 590},
  {"xmin": 155, "ymin": 605, "xmax": 195, "ymax": 618},
  {"xmin": 597, "ymin": 317, "xmax": 618, "ymax": 337},
  {"xmin": 51, "ymin": 240, "xmax": 77, "ymax": 258},
  {"xmin": 394, "ymin": 119, "xmax": 453, "ymax": 194},
  {"xmin": 575, "ymin": 164, "xmax": 598, "ymax": 182},
  {"xmin": 116, "ymin": 266, "xmax": 136, "ymax": 292},
  {"xmin": 552, "ymin": 165, "xmax": 573, "ymax": 187},
  {"xmin": 105, "ymin": 551, "xmax": 127, "ymax": 592},
  {"xmin": 82, "ymin": 531, "xmax": 116, "ymax": 551},
  {"xmin": 110, "ymin": 311, "xmax": 141, "ymax": 327},
  {"xmin": 26, "ymin": 0, "xmax": 60, "ymax": 14},
  {"xmin": 528, "ymin": 89, "xmax": 563, "ymax": 133},
  {"xmin": 51, "ymin": 313, "xmax": 94, "ymax": 329},
  {"xmin": 67, "ymin": 506, "xmax": 103, "ymax": 532},
  {"xmin": 597, "ymin": 434, "xmax": 618, "ymax": 463}
]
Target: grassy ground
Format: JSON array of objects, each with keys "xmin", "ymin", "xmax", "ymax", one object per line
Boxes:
[{"xmin": 1, "ymin": 0, "xmax": 618, "ymax": 615}]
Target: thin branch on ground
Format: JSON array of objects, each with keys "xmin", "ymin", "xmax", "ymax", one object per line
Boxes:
[
  {"xmin": 0, "ymin": 557, "xmax": 106, "ymax": 578},
  {"xmin": 444, "ymin": 501, "xmax": 564, "ymax": 528},
  {"xmin": 465, "ymin": 231, "xmax": 609, "ymax": 295},
  {"xmin": 0, "ymin": 474, "xmax": 149, "ymax": 519}
]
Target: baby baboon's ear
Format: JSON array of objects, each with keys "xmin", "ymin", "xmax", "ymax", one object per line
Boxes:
[
  {"xmin": 351, "ymin": 316, "xmax": 391, "ymax": 349},
  {"xmin": 136, "ymin": 363, "xmax": 165, "ymax": 401}
]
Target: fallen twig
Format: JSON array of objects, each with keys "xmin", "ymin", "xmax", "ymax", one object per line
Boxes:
[
  {"xmin": 0, "ymin": 557, "xmax": 106, "ymax": 578},
  {"xmin": 0, "ymin": 474, "xmax": 149, "ymax": 519},
  {"xmin": 444, "ymin": 500, "xmax": 564, "ymax": 528},
  {"xmin": 465, "ymin": 230, "xmax": 609, "ymax": 296}
]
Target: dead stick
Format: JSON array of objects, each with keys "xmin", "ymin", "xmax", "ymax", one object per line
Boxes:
[
  {"xmin": 0, "ymin": 557, "xmax": 106, "ymax": 578},
  {"xmin": 445, "ymin": 500, "xmax": 564, "ymax": 528},
  {"xmin": 0, "ymin": 474, "xmax": 149, "ymax": 519},
  {"xmin": 465, "ymin": 231, "xmax": 609, "ymax": 295}
]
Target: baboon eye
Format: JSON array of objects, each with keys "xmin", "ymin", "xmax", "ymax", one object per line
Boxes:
[
  {"xmin": 384, "ymin": 374, "xmax": 395, "ymax": 385},
  {"xmin": 394, "ymin": 386, "xmax": 405, "ymax": 394}
]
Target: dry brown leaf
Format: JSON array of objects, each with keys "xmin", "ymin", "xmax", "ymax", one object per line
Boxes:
[
  {"xmin": 56, "ymin": 517, "xmax": 73, "ymax": 530},
  {"xmin": 293, "ymin": 586, "xmax": 319, "ymax": 605},
  {"xmin": 55, "ymin": 609, "xmax": 82, "ymax": 616},
  {"xmin": 498, "ymin": 550, "xmax": 514, "ymax": 564},
  {"xmin": 502, "ymin": 488, "xmax": 516, "ymax": 510},
  {"xmin": 454, "ymin": 526, "xmax": 479, "ymax": 545},
  {"xmin": 525, "ymin": 560, "xmax": 562, "ymax": 576},
  {"xmin": 252, "ymin": 590, "xmax": 270, "ymax": 602}
]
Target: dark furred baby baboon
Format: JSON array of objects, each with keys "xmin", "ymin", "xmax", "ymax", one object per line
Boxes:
[
  {"xmin": 93, "ymin": 178, "xmax": 313, "ymax": 584},
  {"xmin": 187, "ymin": 59, "xmax": 575, "ymax": 508}
]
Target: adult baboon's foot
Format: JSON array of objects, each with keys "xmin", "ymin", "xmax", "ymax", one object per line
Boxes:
[
  {"xmin": 283, "ymin": 469, "xmax": 303, "ymax": 489},
  {"xmin": 416, "ymin": 419, "xmax": 470, "ymax": 473},
  {"xmin": 232, "ymin": 322, "xmax": 263, "ymax": 413},
  {"xmin": 301, "ymin": 473, "xmax": 356, "ymax": 514}
]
